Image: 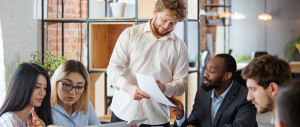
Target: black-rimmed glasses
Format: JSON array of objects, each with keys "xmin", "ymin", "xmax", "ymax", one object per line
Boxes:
[{"xmin": 59, "ymin": 81, "xmax": 85, "ymax": 94}]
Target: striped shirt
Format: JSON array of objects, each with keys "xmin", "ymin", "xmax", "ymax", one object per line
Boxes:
[{"xmin": 0, "ymin": 112, "xmax": 29, "ymax": 127}]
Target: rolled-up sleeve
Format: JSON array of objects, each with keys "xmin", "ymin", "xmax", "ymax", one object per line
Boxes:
[
  {"xmin": 107, "ymin": 28, "xmax": 130, "ymax": 91},
  {"xmin": 164, "ymin": 41, "xmax": 189, "ymax": 97}
]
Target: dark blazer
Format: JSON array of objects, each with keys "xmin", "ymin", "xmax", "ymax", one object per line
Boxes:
[{"xmin": 174, "ymin": 80, "xmax": 257, "ymax": 127}]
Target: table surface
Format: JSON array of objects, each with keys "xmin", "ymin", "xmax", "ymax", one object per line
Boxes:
[
  {"xmin": 98, "ymin": 114, "xmax": 176, "ymax": 124},
  {"xmin": 290, "ymin": 61, "xmax": 300, "ymax": 73}
]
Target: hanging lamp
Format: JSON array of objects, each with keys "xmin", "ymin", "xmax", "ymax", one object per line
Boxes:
[
  {"xmin": 258, "ymin": 0, "xmax": 272, "ymax": 20},
  {"xmin": 232, "ymin": 0, "xmax": 245, "ymax": 20},
  {"xmin": 232, "ymin": 12, "xmax": 245, "ymax": 20},
  {"xmin": 219, "ymin": 11, "xmax": 232, "ymax": 18}
]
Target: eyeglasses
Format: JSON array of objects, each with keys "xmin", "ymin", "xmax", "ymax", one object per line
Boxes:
[{"xmin": 59, "ymin": 81, "xmax": 85, "ymax": 94}]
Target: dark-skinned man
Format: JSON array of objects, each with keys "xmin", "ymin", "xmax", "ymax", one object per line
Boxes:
[{"xmin": 168, "ymin": 54, "xmax": 257, "ymax": 127}]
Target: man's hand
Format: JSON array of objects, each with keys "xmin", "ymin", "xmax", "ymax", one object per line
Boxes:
[
  {"xmin": 167, "ymin": 95, "xmax": 184, "ymax": 120},
  {"xmin": 155, "ymin": 80, "xmax": 166, "ymax": 93},
  {"xmin": 123, "ymin": 82, "xmax": 150, "ymax": 100}
]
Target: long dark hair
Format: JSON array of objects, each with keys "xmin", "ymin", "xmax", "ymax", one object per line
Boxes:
[{"xmin": 0, "ymin": 63, "xmax": 53, "ymax": 125}]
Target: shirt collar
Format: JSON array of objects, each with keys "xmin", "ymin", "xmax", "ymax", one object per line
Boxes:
[
  {"xmin": 143, "ymin": 19, "xmax": 175, "ymax": 40},
  {"xmin": 53, "ymin": 104, "xmax": 78, "ymax": 117},
  {"xmin": 211, "ymin": 81, "xmax": 233, "ymax": 100}
]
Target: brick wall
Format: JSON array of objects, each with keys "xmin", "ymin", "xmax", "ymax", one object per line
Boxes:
[
  {"xmin": 47, "ymin": 0, "xmax": 87, "ymax": 62},
  {"xmin": 200, "ymin": 0, "xmax": 218, "ymax": 55}
]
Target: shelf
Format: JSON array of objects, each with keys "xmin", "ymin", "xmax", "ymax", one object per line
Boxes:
[
  {"xmin": 89, "ymin": 17, "xmax": 135, "ymax": 20},
  {"xmin": 89, "ymin": 22, "xmax": 135, "ymax": 71},
  {"xmin": 206, "ymin": 24, "xmax": 231, "ymax": 27},
  {"xmin": 43, "ymin": 18, "xmax": 87, "ymax": 22},
  {"xmin": 89, "ymin": 68, "xmax": 107, "ymax": 72},
  {"xmin": 205, "ymin": 4, "xmax": 231, "ymax": 7},
  {"xmin": 138, "ymin": 0, "xmax": 198, "ymax": 19}
]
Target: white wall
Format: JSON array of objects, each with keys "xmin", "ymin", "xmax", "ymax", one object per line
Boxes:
[
  {"xmin": 0, "ymin": 0, "xmax": 41, "ymax": 105},
  {"xmin": 0, "ymin": 19, "xmax": 6, "ymax": 106},
  {"xmin": 229, "ymin": 0, "xmax": 300, "ymax": 60}
]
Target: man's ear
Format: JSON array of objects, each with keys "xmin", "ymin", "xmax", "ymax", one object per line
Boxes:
[
  {"xmin": 277, "ymin": 119, "xmax": 286, "ymax": 127},
  {"xmin": 153, "ymin": 7, "xmax": 157, "ymax": 16},
  {"xmin": 224, "ymin": 72, "xmax": 232, "ymax": 80},
  {"xmin": 269, "ymin": 82, "xmax": 279, "ymax": 96}
]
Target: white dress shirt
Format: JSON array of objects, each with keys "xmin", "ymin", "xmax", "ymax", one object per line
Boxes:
[{"xmin": 108, "ymin": 20, "xmax": 189, "ymax": 124}]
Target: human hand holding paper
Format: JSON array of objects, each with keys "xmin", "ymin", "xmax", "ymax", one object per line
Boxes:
[
  {"xmin": 167, "ymin": 95, "xmax": 184, "ymax": 120},
  {"xmin": 155, "ymin": 79, "xmax": 166, "ymax": 93},
  {"xmin": 123, "ymin": 82, "xmax": 150, "ymax": 100},
  {"xmin": 136, "ymin": 73, "xmax": 176, "ymax": 107}
]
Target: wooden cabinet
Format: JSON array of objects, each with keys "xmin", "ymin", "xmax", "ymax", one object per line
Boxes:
[{"xmin": 89, "ymin": 22, "xmax": 135, "ymax": 71}]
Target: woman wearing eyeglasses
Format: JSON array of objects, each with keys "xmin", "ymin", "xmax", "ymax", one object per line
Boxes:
[{"xmin": 50, "ymin": 60, "xmax": 101, "ymax": 126}]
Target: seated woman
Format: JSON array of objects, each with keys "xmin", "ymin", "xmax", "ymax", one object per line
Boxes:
[
  {"xmin": 0, "ymin": 63, "xmax": 53, "ymax": 127},
  {"xmin": 50, "ymin": 60, "xmax": 101, "ymax": 126}
]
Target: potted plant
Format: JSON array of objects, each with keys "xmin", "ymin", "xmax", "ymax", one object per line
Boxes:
[
  {"xmin": 16, "ymin": 51, "xmax": 67, "ymax": 78},
  {"xmin": 235, "ymin": 55, "xmax": 251, "ymax": 63},
  {"xmin": 189, "ymin": 53, "xmax": 202, "ymax": 67},
  {"xmin": 283, "ymin": 35, "xmax": 300, "ymax": 61},
  {"xmin": 109, "ymin": 0, "xmax": 127, "ymax": 17}
]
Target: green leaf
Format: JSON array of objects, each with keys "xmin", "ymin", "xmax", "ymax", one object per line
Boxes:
[{"xmin": 17, "ymin": 51, "xmax": 67, "ymax": 77}]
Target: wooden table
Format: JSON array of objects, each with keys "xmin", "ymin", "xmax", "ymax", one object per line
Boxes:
[
  {"xmin": 98, "ymin": 114, "xmax": 177, "ymax": 124},
  {"xmin": 98, "ymin": 114, "xmax": 111, "ymax": 123},
  {"xmin": 290, "ymin": 61, "xmax": 300, "ymax": 73}
]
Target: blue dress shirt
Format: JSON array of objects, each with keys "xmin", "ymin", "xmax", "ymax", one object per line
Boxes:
[
  {"xmin": 52, "ymin": 100, "xmax": 101, "ymax": 127},
  {"xmin": 176, "ymin": 82, "xmax": 233, "ymax": 126},
  {"xmin": 210, "ymin": 82, "xmax": 232, "ymax": 124}
]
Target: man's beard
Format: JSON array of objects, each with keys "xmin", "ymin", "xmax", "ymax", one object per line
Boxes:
[
  {"xmin": 253, "ymin": 96, "xmax": 273, "ymax": 114},
  {"xmin": 151, "ymin": 17, "xmax": 174, "ymax": 37},
  {"xmin": 201, "ymin": 75, "xmax": 223, "ymax": 92}
]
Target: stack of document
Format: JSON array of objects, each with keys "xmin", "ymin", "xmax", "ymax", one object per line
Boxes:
[{"xmin": 136, "ymin": 73, "xmax": 176, "ymax": 107}]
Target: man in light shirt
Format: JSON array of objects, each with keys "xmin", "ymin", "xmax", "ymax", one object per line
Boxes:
[
  {"xmin": 241, "ymin": 55, "xmax": 292, "ymax": 125},
  {"xmin": 275, "ymin": 79, "xmax": 300, "ymax": 127},
  {"xmin": 169, "ymin": 54, "xmax": 257, "ymax": 127},
  {"xmin": 107, "ymin": 0, "xmax": 188, "ymax": 126}
]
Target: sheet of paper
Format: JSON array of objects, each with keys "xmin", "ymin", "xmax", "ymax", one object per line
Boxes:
[
  {"xmin": 136, "ymin": 73, "xmax": 176, "ymax": 107},
  {"xmin": 84, "ymin": 121, "xmax": 127, "ymax": 127},
  {"xmin": 126, "ymin": 118, "xmax": 148, "ymax": 127}
]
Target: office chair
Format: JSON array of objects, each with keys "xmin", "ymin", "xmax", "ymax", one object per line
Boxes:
[
  {"xmin": 228, "ymin": 49, "xmax": 232, "ymax": 55},
  {"xmin": 251, "ymin": 51, "xmax": 268, "ymax": 60},
  {"xmin": 199, "ymin": 51, "xmax": 209, "ymax": 88},
  {"xmin": 234, "ymin": 69, "xmax": 247, "ymax": 87}
]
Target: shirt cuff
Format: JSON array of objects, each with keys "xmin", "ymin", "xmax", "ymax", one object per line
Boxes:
[
  {"xmin": 164, "ymin": 83, "xmax": 173, "ymax": 96},
  {"xmin": 175, "ymin": 114, "xmax": 186, "ymax": 126},
  {"xmin": 116, "ymin": 76, "xmax": 129, "ymax": 91}
]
